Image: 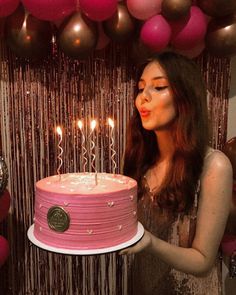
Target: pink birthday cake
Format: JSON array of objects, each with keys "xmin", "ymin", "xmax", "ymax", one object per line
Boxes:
[{"xmin": 33, "ymin": 172, "xmax": 138, "ymax": 250}]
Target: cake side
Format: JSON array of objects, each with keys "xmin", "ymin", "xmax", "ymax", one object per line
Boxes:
[{"xmin": 34, "ymin": 173, "xmax": 138, "ymax": 250}]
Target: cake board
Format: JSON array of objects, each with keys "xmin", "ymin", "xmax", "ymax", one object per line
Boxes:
[{"xmin": 27, "ymin": 222, "xmax": 144, "ymax": 255}]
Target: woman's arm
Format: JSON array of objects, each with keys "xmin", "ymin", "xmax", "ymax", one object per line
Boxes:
[{"xmin": 120, "ymin": 151, "xmax": 233, "ymax": 276}]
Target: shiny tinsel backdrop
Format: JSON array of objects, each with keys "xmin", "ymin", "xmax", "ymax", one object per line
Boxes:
[{"xmin": 0, "ymin": 0, "xmax": 234, "ymax": 294}]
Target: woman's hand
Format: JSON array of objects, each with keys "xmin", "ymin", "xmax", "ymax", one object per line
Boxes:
[{"xmin": 119, "ymin": 230, "xmax": 152, "ymax": 255}]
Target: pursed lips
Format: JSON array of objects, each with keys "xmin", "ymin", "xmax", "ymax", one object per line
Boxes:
[{"xmin": 139, "ymin": 107, "xmax": 150, "ymax": 118}]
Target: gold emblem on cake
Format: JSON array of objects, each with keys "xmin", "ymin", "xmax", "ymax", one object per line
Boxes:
[{"xmin": 47, "ymin": 206, "xmax": 70, "ymax": 232}]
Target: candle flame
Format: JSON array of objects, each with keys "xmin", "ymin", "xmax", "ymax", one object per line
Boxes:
[
  {"xmin": 90, "ymin": 120, "xmax": 96, "ymax": 131},
  {"xmin": 108, "ymin": 118, "xmax": 114, "ymax": 128},
  {"xmin": 56, "ymin": 126, "xmax": 62, "ymax": 136},
  {"xmin": 78, "ymin": 120, "xmax": 83, "ymax": 130}
]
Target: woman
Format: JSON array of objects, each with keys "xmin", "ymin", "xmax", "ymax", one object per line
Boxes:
[{"xmin": 121, "ymin": 52, "xmax": 233, "ymax": 294}]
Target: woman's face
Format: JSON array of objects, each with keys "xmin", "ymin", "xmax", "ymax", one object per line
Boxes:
[{"xmin": 135, "ymin": 61, "xmax": 177, "ymax": 131}]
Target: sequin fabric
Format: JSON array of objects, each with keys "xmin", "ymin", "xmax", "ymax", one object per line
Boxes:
[{"xmin": 130, "ymin": 177, "xmax": 222, "ymax": 295}]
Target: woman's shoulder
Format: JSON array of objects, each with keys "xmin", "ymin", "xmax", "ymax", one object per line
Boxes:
[{"xmin": 202, "ymin": 147, "xmax": 233, "ymax": 178}]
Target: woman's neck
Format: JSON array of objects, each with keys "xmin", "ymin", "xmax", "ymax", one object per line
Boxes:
[{"xmin": 155, "ymin": 130, "xmax": 175, "ymax": 161}]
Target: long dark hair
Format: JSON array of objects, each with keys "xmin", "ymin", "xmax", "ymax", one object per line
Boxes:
[{"xmin": 123, "ymin": 52, "xmax": 209, "ymax": 212}]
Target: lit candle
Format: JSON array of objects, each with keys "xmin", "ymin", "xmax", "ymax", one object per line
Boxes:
[
  {"xmin": 89, "ymin": 119, "xmax": 98, "ymax": 185},
  {"xmin": 78, "ymin": 120, "xmax": 88, "ymax": 172},
  {"xmin": 108, "ymin": 118, "xmax": 117, "ymax": 174},
  {"xmin": 56, "ymin": 126, "xmax": 63, "ymax": 180}
]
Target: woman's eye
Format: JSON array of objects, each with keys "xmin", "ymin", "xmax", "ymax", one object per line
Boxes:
[
  {"xmin": 137, "ymin": 88, "xmax": 144, "ymax": 93},
  {"xmin": 155, "ymin": 86, "xmax": 168, "ymax": 91}
]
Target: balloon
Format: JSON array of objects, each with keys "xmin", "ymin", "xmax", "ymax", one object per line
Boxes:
[
  {"xmin": 0, "ymin": 157, "xmax": 8, "ymax": 196},
  {"xmin": 170, "ymin": 6, "xmax": 207, "ymax": 50},
  {"xmin": 21, "ymin": 0, "xmax": 77, "ymax": 21},
  {"xmin": 0, "ymin": 17, "xmax": 5, "ymax": 38},
  {"xmin": 79, "ymin": 0, "xmax": 117, "ymax": 21},
  {"xmin": 0, "ymin": 235, "xmax": 9, "ymax": 267},
  {"xmin": 103, "ymin": 3, "xmax": 136, "ymax": 42},
  {"xmin": 5, "ymin": 6, "xmax": 52, "ymax": 60},
  {"xmin": 174, "ymin": 41, "xmax": 205, "ymax": 59},
  {"xmin": 221, "ymin": 234, "xmax": 236, "ymax": 256},
  {"xmin": 129, "ymin": 39, "xmax": 155, "ymax": 65},
  {"xmin": 0, "ymin": 0, "xmax": 19, "ymax": 17},
  {"xmin": 127, "ymin": 0, "xmax": 162, "ymax": 20},
  {"xmin": 205, "ymin": 15, "xmax": 236, "ymax": 58},
  {"xmin": 140, "ymin": 14, "xmax": 171, "ymax": 52},
  {"xmin": 58, "ymin": 12, "xmax": 98, "ymax": 59},
  {"xmin": 223, "ymin": 137, "xmax": 236, "ymax": 180},
  {"xmin": 0, "ymin": 190, "xmax": 10, "ymax": 222},
  {"xmin": 96, "ymin": 22, "xmax": 110, "ymax": 50},
  {"xmin": 161, "ymin": 0, "xmax": 191, "ymax": 21},
  {"xmin": 197, "ymin": 0, "xmax": 236, "ymax": 18}
]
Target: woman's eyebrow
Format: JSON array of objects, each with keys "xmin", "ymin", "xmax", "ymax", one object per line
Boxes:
[
  {"xmin": 139, "ymin": 76, "xmax": 168, "ymax": 82},
  {"xmin": 152, "ymin": 76, "xmax": 168, "ymax": 81}
]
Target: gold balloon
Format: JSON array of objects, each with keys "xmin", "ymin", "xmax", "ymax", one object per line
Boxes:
[
  {"xmin": 205, "ymin": 15, "xmax": 236, "ymax": 57},
  {"xmin": 103, "ymin": 3, "xmax": 136, "ymax": 42},
  {"xmin": 198, "ymin": 0, "xmax": 236, "ymax": 18},
  {"xmin": 5, "ymin": 5, "xmax": 52, "ymax": 60},
  {"xmin": 58, "ymin": 12, "xmax": 98, "ymax": 59},
  {"xmin": 162, "ymin": 0, "xmax": 191, "ymax": 21}
]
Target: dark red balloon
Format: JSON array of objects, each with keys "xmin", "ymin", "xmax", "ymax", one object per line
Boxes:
[
  {"xmin": 205, "ymin": 15, "xmax": 236, "ymax": 57},
  {"xmin": 0, "ymin": 235, "xmax": 9, "ymax": 267},
  {"xmin": 0, "ymin": 190, "xmax": 10, "ymax": 222},
  {"xmin": 103, "ymin": 3, "xmax": 136, "ymax": 42},
  {"xmin": 0, "ymin": 17, "xmax": 6, "ymax": 38},
  {"xmin": 223, "ymin": 137, "xmax": 236, "ymax": 180},
  {"xmin": 58, "ymin": 12, "xmax": 98, "ymax": 59},
  {"xmin": 5, "ymin": 5, "xmax": 52, "ymax": 59}
]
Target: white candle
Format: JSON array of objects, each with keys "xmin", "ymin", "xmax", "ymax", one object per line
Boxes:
[
  {"xmin": 89, "ymin": 119, "xmax": 97, "ymax": 185},
  {"xmin": 108, "ymin": 118, "xmax": 117, "ymax": 174},
  {"xmin": 78, "ymin": 120, "xmax": 88, "ymax": 172},
  {"xmin": 56, "ymin": 126, "xmax": 63, "ymax": 180}
]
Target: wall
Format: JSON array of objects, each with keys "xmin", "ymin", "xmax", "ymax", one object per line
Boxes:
[{"xmin": 223, "ymin": 55, "xmax": 236, "ymax": 294}]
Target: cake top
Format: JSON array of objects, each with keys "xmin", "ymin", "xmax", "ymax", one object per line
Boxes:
[{"xmin": 36, "ymin": 172, "xmax": 137, "ymax": 195}]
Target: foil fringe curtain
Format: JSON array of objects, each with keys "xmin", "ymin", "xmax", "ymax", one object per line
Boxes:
[{"xmin": 0, "ymin": 41, "xmax": 231, "ymax": 295}]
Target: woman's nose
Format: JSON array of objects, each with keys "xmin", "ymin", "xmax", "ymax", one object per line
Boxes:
[{"xmin": 140, "ymin": 88, "xmax": 151, "ymax": 103}]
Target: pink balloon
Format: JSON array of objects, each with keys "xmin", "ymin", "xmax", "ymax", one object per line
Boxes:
[
  {"xmin": 96, "ymin": 23, "xmax": 110, "ymax": 50},
  {"xmin": 127, "ymin": 0, "xmax": 162, "ymax": 20},
  {"xmin": 80, "ymin": 0, "xmax": 117, "ymax": 21},
  {"xmin": 175, "ymin": 40, "xmax": 205, "ymax": 58},
  {"xmin": 170, "ymin": 6, "xmax": 207, "ymax": 50},
  {"xmin": 140, "ymin": 14, "xmax": 171, "ymax": 52},
  {"xmin": 21, "ymin": 0, "xmax": 77, "ymax": 21},
  {"xmin": 0, "ymin": 235, "xmax": 9, "ymax": 267},
  {"xmin": 0, "ymin": 0, "xmax": 19, "ymax": 17}
]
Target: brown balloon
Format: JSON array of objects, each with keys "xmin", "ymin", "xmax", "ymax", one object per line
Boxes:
[
  {"xmin": 103, "ymin": 3, "xmax": 136, "ymax": 42},
  {"xmin": 205, "ymin": 15, "xmax": 236, "ymax": 57},
  {"xmin": 129, "ymin": 39, "xmax": 155, "ymax": 66},
  {"xmin": 223, "ymin": 137, "xmax": 236, "ymax": 180},
  {"xmin": 162, "ymin": 0, "xmax": 191, "ymax": 21},
  {"xmin": 198, "ymin": 0, "xmax": 236, "ymax": 18},
  {"xmin": 5, "ymin": 5, "xmax": 52, "ymax": 60},
  {"xmin": 58, "ymin": 12, "xmax": 98, "ymax": 59}
]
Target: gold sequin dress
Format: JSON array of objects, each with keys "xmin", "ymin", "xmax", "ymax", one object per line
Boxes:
[{"xmin": 130, "ymin": 177, "xmax": 222, "ymax": 295}]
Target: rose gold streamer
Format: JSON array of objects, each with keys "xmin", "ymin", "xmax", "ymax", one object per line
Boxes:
[{"xmin": 0, "ymin": 39, "xmax": 231, "ymax": 294}]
